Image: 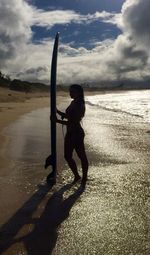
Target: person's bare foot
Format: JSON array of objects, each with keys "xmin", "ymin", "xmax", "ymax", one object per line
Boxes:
[{"xmin": 72, "ymin": 175, "xmax": 81, "ymax": 184}]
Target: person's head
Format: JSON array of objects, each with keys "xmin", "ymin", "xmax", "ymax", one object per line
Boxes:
[{"xmin": 69, "ymin": 84, "xmax": 84, "ymax": 102}]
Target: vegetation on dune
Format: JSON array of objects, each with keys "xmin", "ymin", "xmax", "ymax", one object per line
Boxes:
[
  {"xmin": 0, "ymin": 71, "xmax": 11, "ymax": 87},
  {"xmin": 9, "ymin": 79, "xmax": 49, "ymax": 93},
  {"xmin": 0, "ymin": 71, "xmax": 49, "ymax": 93}
]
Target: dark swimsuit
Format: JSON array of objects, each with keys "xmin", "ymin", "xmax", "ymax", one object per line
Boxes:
[{"xmin": 64, "ymin": 100, "xmax": 85, "ymax": 155}]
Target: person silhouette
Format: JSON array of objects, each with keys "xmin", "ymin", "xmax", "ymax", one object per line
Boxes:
[{"xmin": 56, "ymin": 84, "xmax": 89, "ymax": 185}]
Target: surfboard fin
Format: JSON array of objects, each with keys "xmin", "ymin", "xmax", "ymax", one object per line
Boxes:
[{"xmin": 44, "ymin": 154, "xmax": 54, "ymax": 169}]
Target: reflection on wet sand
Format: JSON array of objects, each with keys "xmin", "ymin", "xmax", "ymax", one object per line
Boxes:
[{"xmin": 4, "ymin": 108, "xmax": 50, "ymax": 161}]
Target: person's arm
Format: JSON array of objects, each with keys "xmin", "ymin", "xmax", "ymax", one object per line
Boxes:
[
  {"xmin": 57, "ymin": 109, "xmax": 67, "ymax": 119},
  {"xmin": 56, "ymin": 118, "xmax": 68, "ymax": 125},
  {"xmin": 51, "ymin": 115, "xmax": 68, "ymax": 125}
]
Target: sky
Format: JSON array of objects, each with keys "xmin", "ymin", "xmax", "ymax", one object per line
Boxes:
[{"xmin": 0, "ymin": 0, "xmax": 150, "ymax": 86}]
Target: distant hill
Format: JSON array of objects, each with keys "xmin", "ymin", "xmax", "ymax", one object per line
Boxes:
[
  {"xmin": 9, "ymin": 79, "xmax": 49, "ymax": 92},
  {"xmin": 0, "ymin": 71, "xmax": 49, "ymax": 93}
]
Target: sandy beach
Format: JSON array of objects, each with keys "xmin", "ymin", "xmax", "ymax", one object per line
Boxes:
[{"xmin": 0, "ymin": 87, "xmax": 150, "ymax": 255}]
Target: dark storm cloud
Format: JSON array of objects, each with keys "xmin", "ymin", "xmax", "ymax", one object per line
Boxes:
[{"xmin": 122, "ymin": 0, "xmax": 150, "ymax": 47}]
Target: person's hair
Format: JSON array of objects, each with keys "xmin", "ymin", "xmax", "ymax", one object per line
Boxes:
[{"xmin": 70, "ymin": 84, "xmax": 85, "ymax": 103}]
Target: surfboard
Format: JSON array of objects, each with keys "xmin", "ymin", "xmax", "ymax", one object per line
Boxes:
[{"xmin": 45, "ymin": 32, "xmax": 59, "ymax": 184}]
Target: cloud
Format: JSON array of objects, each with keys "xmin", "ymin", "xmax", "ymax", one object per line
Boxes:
[
  {"xmin": 57, "ymin": 0, "xmax": 150, "ymax": 84},
  {"xmin": 121, "ymin": 0, "xmax": 150, "ymax": 48},
  {"xmin": 0, "ymin": 0, "xmax": 118, "ymax": 82},
  {"xmin": 0, "ymin": 0, "xmax": 32, "ymax": 66},
  {"xmin": 17, "ymin": 66, "xmax": 49, "ymax": 83},
  {"xmin": 32, "ymin": 9, "xmax": 82, "ymax": 28},
  {"xmin": 0, "ymin": 0, "xmax": 150, "ymax": 86},
  {"xmin": 6, "ymin": 39, "xmax": 53, "ymax": 83},
  {"xmin": 93, "ymin": 11, "xmax": 122, "ymax": 26},
  {"xmin": 59, "ymin": 44, "xmax": 89, "ymax": 56},
  {"xmin": 31, "ymin": 9, "xmax": 118, "ymax": 28},
  {"xmin": 108, "ymin": 0, "xmax": 150, "ymax": 80}
]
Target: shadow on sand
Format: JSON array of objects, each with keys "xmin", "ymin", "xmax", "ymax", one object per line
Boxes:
[{"xmin": 0, "ymin": 182, "xmax": 85, "ymax": 255}]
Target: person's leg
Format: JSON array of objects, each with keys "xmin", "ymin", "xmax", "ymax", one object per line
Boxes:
[
  {"xmin": 64, "ymin": 134, "xmax": 81, "ymax": 182},
  {"xmin": 75, "ymin": 139, "xmax": 89, "ymax": 184}
]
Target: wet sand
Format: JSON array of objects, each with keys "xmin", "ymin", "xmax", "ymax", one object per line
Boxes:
[
  {"xmin": 0, "ymin": 97, "xmax": 47, "ymax": 150},
  {"xmin": 0, "ymin": 93, "xmax": 150, "ymax": 255},
  {"xmin": 0, "ymin": 94, "xmax": 68, "ymax": 224}
]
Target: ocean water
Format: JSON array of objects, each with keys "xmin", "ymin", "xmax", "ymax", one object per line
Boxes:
[{"xmin": 86, "ymin": 90, "xmax": 150, "ymax": 123}]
